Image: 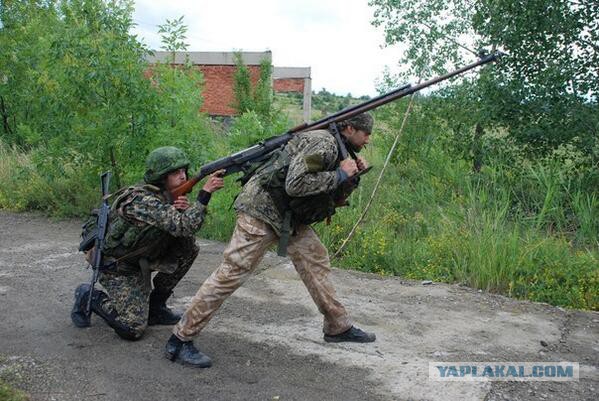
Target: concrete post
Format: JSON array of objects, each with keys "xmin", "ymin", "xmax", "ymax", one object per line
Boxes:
[{"xmin": 303, "ymin": 77, "xmax": 312, "ymax": 123}]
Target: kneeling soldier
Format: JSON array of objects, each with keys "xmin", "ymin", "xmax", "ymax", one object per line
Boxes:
[{"xmin": 71, "ymin": 146, "xmax": 224, "ymax": 340}]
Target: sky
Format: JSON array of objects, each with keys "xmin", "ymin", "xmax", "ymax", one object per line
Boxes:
[{"xmin": 131, "ymin": 0, "xmax": 405, "ymax": 97}]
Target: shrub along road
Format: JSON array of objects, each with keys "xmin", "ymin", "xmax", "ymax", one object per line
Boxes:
[{"xmin": 0, "ymin": 210, "xmax": 597, "ymax": 401}]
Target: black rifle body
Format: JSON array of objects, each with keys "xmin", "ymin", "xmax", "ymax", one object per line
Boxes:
[{"xmin": 83, "ymin": 172, "xmax": 111, "ymax": 326}]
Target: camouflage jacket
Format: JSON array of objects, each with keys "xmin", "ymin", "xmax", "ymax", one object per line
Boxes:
[
  {"xmin": 103, "ymin": 184, "xmax": 207, "ymax": 266},
  {"xmin": 234, "ymin": 129, "xmax": 342, "ymax": 235}
]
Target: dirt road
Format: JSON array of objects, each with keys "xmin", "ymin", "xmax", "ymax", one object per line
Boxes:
[{"xmin": 0, "ymin": 210, "xmax": 597, "ymax": 401}]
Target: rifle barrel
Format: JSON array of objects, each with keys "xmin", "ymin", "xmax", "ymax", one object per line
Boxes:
[{"xmin": 295, "ymin": 52, "xmax": 501, "ymax": 133}]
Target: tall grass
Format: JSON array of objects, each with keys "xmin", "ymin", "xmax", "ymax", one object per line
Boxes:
[
  {"xmin": 0, "ymin": 141, "xmax": 98, "ymax": 216},
  {"xmin": 313, "ymin": 120, "xmax": 598, "ymax": 310}
]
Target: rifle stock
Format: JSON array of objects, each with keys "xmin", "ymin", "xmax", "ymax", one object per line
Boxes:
[
  {"xmin": 170, "ymin": 176, "xmax": 200, "ymax": 199},
  {"xmin": 171, "ymin": 52, "xmax": 502, "ymax": 198}
]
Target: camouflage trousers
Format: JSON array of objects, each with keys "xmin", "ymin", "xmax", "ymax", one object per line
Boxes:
[
  {"xmin": 98, "ymin": 236, "xmax": 199, "ymax": 337},
  {"xmin": 174, "ymin": 213, "xmax": 352, "ymax": 341}
]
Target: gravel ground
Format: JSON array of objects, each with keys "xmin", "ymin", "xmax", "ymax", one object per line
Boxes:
[{"xmin": 0, "ymin": 210, "xmax": 597, "ymax": 401}]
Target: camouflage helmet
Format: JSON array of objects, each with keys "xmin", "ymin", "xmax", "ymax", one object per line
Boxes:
[
  {"xmin": 144, "ymin": 146, "xmax": 190, "ymax": 184},
  {"xmin": 342, "ymin": 112, "xmax": 374, "ymax": 134}
]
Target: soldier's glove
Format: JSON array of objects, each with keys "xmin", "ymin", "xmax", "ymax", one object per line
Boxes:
[{"xmin": 197, "ymin": 190, "xmax": 212, "ymax": 205}]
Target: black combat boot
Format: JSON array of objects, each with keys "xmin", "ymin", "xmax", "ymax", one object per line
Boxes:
[
  {"xmin": 165, "ymin": 334, "xmax": 212, "ymax": 368},
  {"xmin": 148, "ymin": 289, "xmax": 182, "ymax": 326},
  {"xmin": 324, "ymin": 326, "xmax": 376, "ymax": 343},
  {"xmin": 71, "ymin": 283, "xmax": 114, "ymax": 328},
  {"xmin": 71, "ymin": 283, "xmax": 94, "ymax": 328}
]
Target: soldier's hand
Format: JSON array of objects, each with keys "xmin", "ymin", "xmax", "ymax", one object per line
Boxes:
[
  {"xmin": 173, "ymin": 196, "xmax": 191, "ymax": 211},
  {"xmin": 202, "ymin": 170, "xmax": 225, "ymax": 193},
  {"xmin": 356, "ymin": 156, "xmax": 368, "ymax": 171},
  {"xmin": 340, "ymin": 158, "xmax": 359, "ymax": 177}
]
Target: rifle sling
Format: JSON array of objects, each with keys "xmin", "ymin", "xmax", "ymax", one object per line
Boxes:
[{"xmin": 99, "ymin": 244, "xmax": 154, "ymax": 271}]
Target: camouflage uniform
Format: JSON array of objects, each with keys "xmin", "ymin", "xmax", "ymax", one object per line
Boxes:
[
  {"xmin": 73, "ymin": 146, "xmax": 212, "ymax": 340},
  {"xmin": 174, "ymin": 129, "xmax": 356, "ymax": 341},
  {"xmin": 97, "ymin": 184, "xmax": 207, "ymax": 338}
]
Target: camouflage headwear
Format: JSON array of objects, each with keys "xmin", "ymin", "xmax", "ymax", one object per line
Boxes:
[
  {"xmin": 144, "ymin": 146, "xmax": 190, "ymax": 184},
  {"xmin": 343, "ymin": 112, "xmax": 374, "ymax": 134}
]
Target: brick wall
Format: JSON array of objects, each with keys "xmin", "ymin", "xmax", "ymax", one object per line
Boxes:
[
  {"xmin": 145, "ymin": 52, "xmax": 310, "ymax": 119},
  {"xmin": 273, "ymin": 78, "xmax": 305, "ymax": 93},
  {"xmin": 197, "ymin": 65, "xmax": 262, "ymax": 116}
]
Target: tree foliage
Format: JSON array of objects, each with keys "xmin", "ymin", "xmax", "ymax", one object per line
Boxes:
[
  {"xmin": 0, "ymin": 0, "xmax": 212, "ymax": 186},
  {"xmin": 253, "ymin": 58, "xmax": 273, "ymax": 118},
  {"xmin": 158, "ymin": 15, "xmax": 189, "ymax": 63},
  {"xmin": 230, "ymin": 51, "xmax": 283, "ymax": 142},
  {"xmin": 369, "ymin": 0, "xmax": 599, "ymax": 157},
  {"xmin": 232, "ymin": 52, "xmax": 254, "ymax": 114},
  {"xmin": 151, "ymin": 16, "xmax": 209, "ymax": 167},
  {"xmin": 232, "ymin": 52, "xmax": 274, "ymax": 118}
]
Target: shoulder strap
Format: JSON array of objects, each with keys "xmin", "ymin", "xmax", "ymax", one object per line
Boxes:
[{"xmin": 328, "ymin": 122, "xmax": 356, "ymax": 161}]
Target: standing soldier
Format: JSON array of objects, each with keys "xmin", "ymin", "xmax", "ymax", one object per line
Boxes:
[
  {"xmin": 71, "ymin": 146, "xmax": 224, "ymax": 340},
  {"xmin": 164, "ymin": 113, "xmax": 376, "ymax": 368}
]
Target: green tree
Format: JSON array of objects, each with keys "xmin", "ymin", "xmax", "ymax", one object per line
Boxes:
[
  {"xmin": 232, "ymin": 52, "xmax": 253, "ymax": 114},
  {"xmin": 253, "ymin": 58, "xmax": 273, "ymax": 119},
  {"xmin": 158, "ymin": 15, "xmax": 189, "ymax": 64},
  {"xmin": 150, "ymin": 16, "xmax": 210, "ymax": 168},
  {"xmin": 369, "ymin": 0, "xmax": 599, "ymax": 157},
  {"xmin": 0, "ymin": 0, "xmax": 213, "ymax": 190},
  {"xmin": 232, "ymin": 52, "xmax": 274, "ymax": 120},
  {"xmin": 0, "ymin": 0, "xmax": 157, "ymax": 186},
  {"xmin": 0, "ymin": 0, "xmax": 61, "ymax": 147},
  {"xmin": 229, "ymin": 51, "xmax": 284, "ymax": 145}
]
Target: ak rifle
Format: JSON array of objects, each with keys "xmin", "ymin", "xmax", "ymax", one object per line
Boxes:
[
  {"xmin": 79, "ymin": 172, "xmax": 111, "ymax": 327},
  {"xmin": 171, "ymin": 51, "xmax": 502, "ymax": 198}
]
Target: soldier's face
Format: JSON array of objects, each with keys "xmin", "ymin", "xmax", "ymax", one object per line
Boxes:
[
  {"xmin": 165, "ymin": 168, "xmax": 188, "ymax": 191},
  {"xmin": 343, "ymin": 126, "xmax": 371, "ymax": 152}
]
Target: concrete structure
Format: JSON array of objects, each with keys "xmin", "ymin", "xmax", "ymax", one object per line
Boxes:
[
  {"xmin": 147, "ymin": 51, "xmax": 312, "ymax": 121},
  {"xmin": 273, "ymin": 66, "xmax": 312, "ymax": 122}
]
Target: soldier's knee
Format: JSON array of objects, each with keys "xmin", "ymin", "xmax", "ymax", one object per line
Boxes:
[
  {"xmin": 113, "ymin": 322, "xmax": 146, "ymax": 341},
  {"xmin": 178, "ymin": 242, "xmax": 199, "ymax": 269},
  {"xmin": 191, "ymin": 242, "xmax": 200, "ymax": 257},
  {"xmin": 95, "ymin": 305, "xmax": 147, "ymax": 341},
  {"xmin": 180, "ymin": 237, "xmax": 200, "ymax": 257},
  {"xmin": 114, "ymin": 328, "xmax": 144, "ymax": 341},
  {"xmin": 222, "ymin": 251, "xmax": 256, "ymax": 273}
]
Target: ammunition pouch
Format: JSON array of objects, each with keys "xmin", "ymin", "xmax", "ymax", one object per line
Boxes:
[
  {"xmin": 288, "ymin": 194, "xmax": 336, "ymax": 226},
  {"xmin": 253, "ymin": 147, "xmax": 340, "ymax": 255}
]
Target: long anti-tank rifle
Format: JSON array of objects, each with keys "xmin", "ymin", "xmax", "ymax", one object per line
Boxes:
[{"xmin": 170, "ymin": 51, "xmax": 503, "ymax": 199}]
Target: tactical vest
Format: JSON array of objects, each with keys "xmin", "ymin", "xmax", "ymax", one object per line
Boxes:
[
  {"xmin": 102, "ymin": 184, "xmax": 171, "ymax": 261},
  {"xmin": 254, "ymin": 146, "xmax": 339, "ymax": 227}
]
